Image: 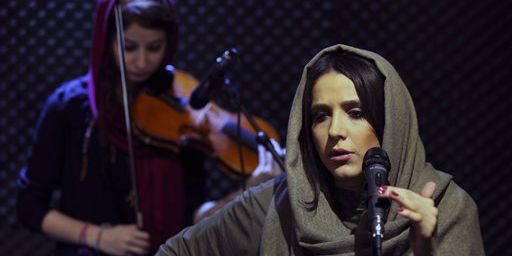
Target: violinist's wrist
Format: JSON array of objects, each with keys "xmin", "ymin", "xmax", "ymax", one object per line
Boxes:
[{"xmin": 85, "ymin": 224, "xmax": 100, "ymax": 248}]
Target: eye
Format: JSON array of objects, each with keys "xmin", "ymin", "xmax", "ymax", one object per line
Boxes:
[
  {"xmin": 348, "ymin": 108, "xmax": 364, "ymax": 119},
  {"xmin": 147, "ymin": 43, "xmax": 164, "ymax": 53},
  {"xmin": 312, "ymin": 111, "xmax": 329, "ymax": 124},
  {"xmin": 125, "ymin": 43, "xmax": 137, "ymax": 52}
]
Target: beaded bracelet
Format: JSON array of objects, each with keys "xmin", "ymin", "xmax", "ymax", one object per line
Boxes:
[
  {"xmin": 95, "ymin": 223, "xmax": 107, "ymax": 252},
  {"xmin": 78, "ymin": 223, "xmax": 89, "ymax": 246}
]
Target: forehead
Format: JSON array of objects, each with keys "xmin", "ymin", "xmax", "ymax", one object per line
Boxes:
[
  {"xmin": 124, "ymin": 23, "xmax": 166, "ymax": 42},
  {"xmin": 311, "ymin": 71, "xmax": 358, "ymax": 103}
]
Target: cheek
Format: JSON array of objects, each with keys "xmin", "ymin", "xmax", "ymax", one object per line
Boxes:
[
  {"xmin": 356, "ymin": 128, "xmax": 380, "ymax": 152},
  {"xmin": 147, "ymin": 52, "xmax": 165, "ymax": 69},
  {"xmin": 153, "ymin": 46, "xmax": 167, "ymax": 61},
  {"xmin": 311, "ymin": 126, "xmax": 327, "ymax": 157}
]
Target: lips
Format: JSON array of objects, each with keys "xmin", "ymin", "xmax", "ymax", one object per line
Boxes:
[
  {"xmin": 131, "ymin": 73, "xmax": 148, "ymax": 78},
  {"xmin": 129, "ymin": 73, "xmax": 150, "ymax": 82},
  {"xmin": 329, "ymin": 148, "xmax": 353, "ymax": 162}
]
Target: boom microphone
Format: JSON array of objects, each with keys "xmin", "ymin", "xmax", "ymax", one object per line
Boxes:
[{"xmin": 189, "ymin": 48, "xmax": 239, "ymax": 109}]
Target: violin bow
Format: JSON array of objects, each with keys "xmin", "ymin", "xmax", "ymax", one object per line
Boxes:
[{"xmin": 114, "ymin": 3, "xmax": 144, "ymax": 229}]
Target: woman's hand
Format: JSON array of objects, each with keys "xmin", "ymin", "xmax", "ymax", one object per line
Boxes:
[
  {"xmin": 99, "ymin": 224, "xmax": 150, "ymax": 255},
  {"xmin": 378, "ymin": 182, "xmax": 438, "ymax": 256}
]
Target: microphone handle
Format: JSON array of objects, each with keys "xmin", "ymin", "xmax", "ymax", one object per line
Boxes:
[
  {"xmin": 369, "ymin": 201, "xmax": 385, "ymax": 256},
  {"xmin": 189, "ymin": 80, "xmax": 210, "ymax": 109},
  {"xmin": 367, "ymin": 168, "xmax": 389, "ymax": 256}
]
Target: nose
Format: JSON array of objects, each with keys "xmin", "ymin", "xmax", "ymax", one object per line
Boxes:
[
  {"xmin": 134, "ymin": 49, "xmax": 148, "ymax": 70},
  {"xmin": 328, "ymin": 112, "xmax": 347, "ymax": 140}
]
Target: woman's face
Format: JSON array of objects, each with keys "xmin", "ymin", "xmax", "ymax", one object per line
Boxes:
[
  {"xmin": 112, "ymin": 22, "xmax": 167, "ymax": 84},
  {"xmin": 311, "ymin": 71, "xmax": 380, "ymax": 190}
]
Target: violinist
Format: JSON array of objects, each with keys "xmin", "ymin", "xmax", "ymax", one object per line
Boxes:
[{"xmin": 16, "ymin": 0, "xmax": 282, "ymax": 255}]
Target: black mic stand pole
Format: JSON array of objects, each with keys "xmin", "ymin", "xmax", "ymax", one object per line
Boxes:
[{"xmin": 222, "ymin": 78, "xmax": 286, "ymax": 175}]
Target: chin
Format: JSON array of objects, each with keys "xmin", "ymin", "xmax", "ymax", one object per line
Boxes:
[
  {"xmin": 331, "ymin": 165, "xmax": 363, "ymax": 182},
  {"xmin": 128, "ymin": 75, "xmax": 149, "ymax": 83}
]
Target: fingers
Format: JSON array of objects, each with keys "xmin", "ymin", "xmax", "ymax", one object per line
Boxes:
[
  {"xmin": 269, "ymin": 138, "xmax": 285, "ymax": 157},
  {"xmin": 378, "ymin": 183, "xmax": 439, "ymax": 254},
  {"xmin": 103, "ymin": 225, "xmax": 150, "ymax": 255},
  {"xmin": 377, "ymin": 183, "xmax": 438, "ymax": 238},
  {"xmin": 377, "ymin": 182, "xmax": 436, "ymax": 211},
  {"xmin": 420, "ymin": 181, "xmax": 436, "ymax": 198},
  {"xmin": 257, "ymin": 143, "xmax": 276, "ymax": 171},
  {"xmin": 124, "ymin": 229, "xmax": 150, "ymax": 255},
  {"xmin": 257, "ymin": 144, "xmax": 265, "ymax": 165},
  {"xmin": 395, "ymin": 207, "xmax": 423, "ymax": 223},
  {"xmin": 126, "ymin": 238, "xmax": 150, "ymax": 254},
  {"xmin": 131, "ymin": 229, "xmax": 150, "ymax": 241}
]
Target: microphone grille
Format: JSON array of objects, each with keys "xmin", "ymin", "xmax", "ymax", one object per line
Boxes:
[{"xmin": 363, "ymin": 147, "xmax": 390, "ymax": 170}]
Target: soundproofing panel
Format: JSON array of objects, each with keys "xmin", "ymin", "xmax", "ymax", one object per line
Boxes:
[{"xmin": 1, "ymin": 0, "xmax": 510, "ymax": 255}]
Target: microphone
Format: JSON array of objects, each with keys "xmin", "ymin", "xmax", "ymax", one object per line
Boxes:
[
  {"xmin": 363, "ymin": 147, "xmax": 391, "ymax": 256},
  {"xmin": 189, "ymin": 48, "xmax": 239, "ymax": 109}
]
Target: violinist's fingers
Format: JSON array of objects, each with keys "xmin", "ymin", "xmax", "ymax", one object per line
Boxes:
[
  {"xmin": 265, "ymin": 151, "xmax": 274, "ymax": 170},
  {"xmin": 257, "ymin": 144, "xmax": 266, "ymax": 165},
  {"xmin": 269, "ymin": 138, "xmax": 285, "ymax": 158},
  {"xmin": 250, "ymin": 144, "xmax": 264, "ymax": 176}
]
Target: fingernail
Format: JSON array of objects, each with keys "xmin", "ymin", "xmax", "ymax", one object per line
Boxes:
[
  {"xmin": 397, "ymin": 207, "xmax": 404, "ymax": 213},
  {"xmin": 377, "ymin": 186, "xmax": 387, "ymax": 195},
  {"xmin": 391, "ymin": 191, "xmax": 399, "ymax": 197}
]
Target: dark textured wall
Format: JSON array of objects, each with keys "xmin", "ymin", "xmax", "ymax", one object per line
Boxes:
[{"xmin": 1, "ymin": 0, "xmax": 510, "ymax": 255}]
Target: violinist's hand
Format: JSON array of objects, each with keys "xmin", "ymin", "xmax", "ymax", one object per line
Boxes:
[
  {"xmin": 193, "ymin": 139, "xmax": 285, "ymax": 223},
  {"xmin": 100, "ymin": 224, "xmax": 150, "ymax": 256},
  {"xmin": 246, "ymin": 139, "xmax": 284, "ymax": 188},
  {"xmin": 378, "ymin": 182, "xmax": 439, "ymax": 256}
]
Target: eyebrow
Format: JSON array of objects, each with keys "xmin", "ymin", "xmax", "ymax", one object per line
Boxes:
[
  {"xmin": 340, "ymin": 99, "xmax": 361, "ymax": 109},
  {"xmin": 125, "ymin": 37, "xmax": 166, "ymax": 45},
  {"xmin": 311, "ymin": 99, "xmax": 361, "ymax": 112}
]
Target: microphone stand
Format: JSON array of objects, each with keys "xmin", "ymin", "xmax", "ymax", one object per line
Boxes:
[
  {"xmin": 194, "ymin": 49, "xmax": 285, "ymax": 190},
  {"xmin": 221, "ymin": 77, "xmax": 286, "ymax": 178}
]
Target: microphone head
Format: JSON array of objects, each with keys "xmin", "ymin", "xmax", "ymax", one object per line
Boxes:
[
  {"xmin": 215, "ymin": 48, "xmax": 239, "ymax": 69},
  {"xmin": 363, "ymin": 147, "xmax": 390, "ymax": 171},
  {"xmin": 190, "ymin": 48, "xmax": 239, "ymax": 110},
  {"xmin": 188, "ymin": 87, "xmax": 210, "ymax": 109}
]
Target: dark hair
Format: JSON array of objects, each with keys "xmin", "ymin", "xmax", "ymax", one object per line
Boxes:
[
  {"xmin": 299, "ymin": 49, "xmax": 385, "ymax": 210},
  {"xmin": 101, "ymin": 0, "xmax": 179, "ymax": 98},
  {"xmin": 93, "ymin": 0, "xmax": 179, "ymax": 155}
]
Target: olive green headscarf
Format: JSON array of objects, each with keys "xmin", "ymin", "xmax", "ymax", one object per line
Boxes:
[{"xmin": 261, "ymin": 44, "xmax": 484, "ymax": 255}]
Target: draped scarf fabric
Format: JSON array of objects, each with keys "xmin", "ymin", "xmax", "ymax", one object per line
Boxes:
[
  {"xmin": 261, "ymin": 45, "xmax": 484, "ymax": 255},
  {"xmin": 86, "ymin": 0, "xmax": 185, "ymax": 252}
]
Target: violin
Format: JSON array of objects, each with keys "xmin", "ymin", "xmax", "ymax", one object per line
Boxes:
[{"xmin": 132, "ymin": 69, "xmax": 281, "ymax": 178}]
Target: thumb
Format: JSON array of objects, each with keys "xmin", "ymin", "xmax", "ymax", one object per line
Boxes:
[{"xmin": 420, "ymin": 181, "xmax": 436, "ymax": 198}]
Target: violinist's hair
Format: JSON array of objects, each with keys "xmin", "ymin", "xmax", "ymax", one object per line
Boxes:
[
  {"xmin": 118, "ymin": 0, "xmax": 179, "ymax": 66},
  {"xmin": 299, "ymin": 49, "xmax": 385, "ymax": 210},
  {"xmin": 101, "ymin": 0, "xmax": 179, "ymax": 95},
  {"xmin": 95, "ymin": 0, "xmax": 179, "ymax": 146}
]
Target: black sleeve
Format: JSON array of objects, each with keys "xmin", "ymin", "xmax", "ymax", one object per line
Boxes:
[
  {"xmin": 16, "ymin": 89, "xmax": 66, "ymax": 232},
  {"xmin": 179, "ymin": 146, "xmax": 207, "ymax": 226}
]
